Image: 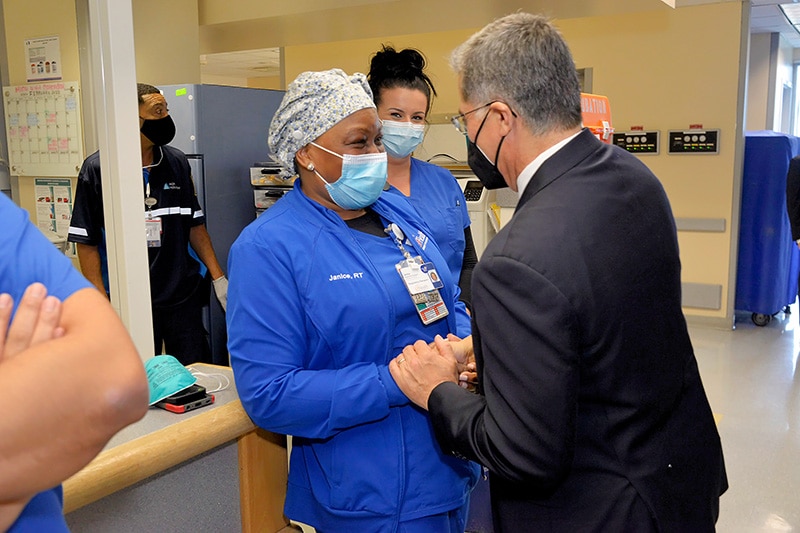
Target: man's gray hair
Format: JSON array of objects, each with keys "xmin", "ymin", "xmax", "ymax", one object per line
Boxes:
[{"xmin": 450, "ymin": 12, "xmax": 582, "ymax": 135}]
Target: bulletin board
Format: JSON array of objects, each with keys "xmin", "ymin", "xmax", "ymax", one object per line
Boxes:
[{"xmin": 3, "ymin": 81, "xmax": 84, "ymax": 177}]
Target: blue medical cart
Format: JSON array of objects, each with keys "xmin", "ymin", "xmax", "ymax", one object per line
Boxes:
[{"xmin": 735, "ymin": 131, "xmax": 800, "ymax": 325}]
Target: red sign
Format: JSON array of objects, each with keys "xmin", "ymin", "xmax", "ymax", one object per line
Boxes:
[{"xmin": 580, "ymin": 93, "xmax": 613, "ymax": 144}]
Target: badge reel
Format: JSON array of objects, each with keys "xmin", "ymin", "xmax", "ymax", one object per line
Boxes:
[
  {"xmin": 387, "ymin": 223, "xmax": 448, "ymax": 325},
  {"xmin": 144, "ymin": 193, "xmax": 162, "ymax": 248}
]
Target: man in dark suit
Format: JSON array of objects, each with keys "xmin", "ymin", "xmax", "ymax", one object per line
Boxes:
[
  {"xmin": 787, "ymin": 156, "xmax": 800, "ymax": 248},
  {"xmin": 390, "ymin": 12, "xmax": 727, "ymax": 532}
]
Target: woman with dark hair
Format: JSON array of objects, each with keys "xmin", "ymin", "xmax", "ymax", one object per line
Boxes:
[{"xmin": 368, "ymin": 46, "xmax": 478, "ymax": 309}]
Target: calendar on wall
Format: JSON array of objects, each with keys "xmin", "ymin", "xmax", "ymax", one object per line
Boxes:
[{"xmin": 3, "ymin": 81, "xmax": 84, "ymax": 177}]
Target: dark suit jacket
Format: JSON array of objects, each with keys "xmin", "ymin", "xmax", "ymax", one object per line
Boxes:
[
  {"xmin": 429, "ymin": 129, "xmax": 727, "ymax": 532},
  {"xmin": 786, "ymin": 156, "xmax": 800, "ymax": 241}
]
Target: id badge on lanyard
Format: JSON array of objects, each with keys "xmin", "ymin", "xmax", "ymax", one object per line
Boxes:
[
  {"xmin": 144, "ymin": 180, "xmax": 162, "ymax": 248},
  {"xmin": 145, "ymin": 211, "xmax": 162, "ymax": 248},
  {"xmin": 386, "ymin": 223, "xmax": 448, "ymax": 325}
]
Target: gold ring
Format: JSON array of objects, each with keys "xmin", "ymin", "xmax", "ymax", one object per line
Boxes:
[{"xmin": 397, "ymin": 356, "xmax": 405, "ymax": 364}]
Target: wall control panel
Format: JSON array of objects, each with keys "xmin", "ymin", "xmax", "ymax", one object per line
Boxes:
[
  {"xmin": 667, "ymin": 129, "xmax": 719, "ymax": 154},
  {"xmin": 612, "ymin": 131, "xmax": 659, "ymax": 154}
]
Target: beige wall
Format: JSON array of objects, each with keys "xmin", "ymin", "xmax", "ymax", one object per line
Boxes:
[
  {"xmin": 280, "ymin": 3, "xmax": 745, "ymax": 321},
  {"xmin": 3, "ymin": 0, "xmax": 81, "ymax": 84},
  {"xmin": 201, "ymin": 73, "xmax": 282, "ymax": 90},
  {"xmin": 283, "ymin": 29, "xmax": 476, "ymax": 120},
  {"xmin": 748, "ymin": 33, "xmax": 773, "ymax": 132},
  {"xmin": 197, "ymin": 0, "xmax": 674, "ymax": 54},
  {"xmin": 132, "ymin": 0, "xmax": 201, "ymax": 85},
  {"xmin": 3, "ymin": 0, "xmax": 203, "ymax": 132},
  {"xmin": 199, "ymin": 0, "xmax": 400, "ymax": 26},
  {"xmin": 246, "ymin": 76, "xmax": 282, "ymax": 90}
]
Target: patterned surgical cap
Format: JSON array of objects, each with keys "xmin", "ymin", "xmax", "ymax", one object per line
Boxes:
[{"xmin": 268, "ymin": 68, "xmax": 376, "ymax": 177}]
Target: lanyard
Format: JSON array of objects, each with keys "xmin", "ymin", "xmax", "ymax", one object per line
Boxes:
[
  {"xmin": 143, "ymin": 169, "xmax": 151, "ymax": 196},
  {"xmin": 385, "ymin": 222, "xmax": 449, "ymax": 325},
  {"xmin": 385, "ymin": 222, "xmax": 414, "ymax": 261},
  {"xmin": 143, "ymin": 146, "xmax": 163, "ymax": 209}
]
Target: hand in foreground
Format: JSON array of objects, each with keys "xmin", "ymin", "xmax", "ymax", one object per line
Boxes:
[
  {"xmin": 459, "ymin": 361, "xmax": 478, "ymax": 392},
  {"xmin": 442, "ymin": 334, "xmax": 478, "ymax": 391},
  {"xmin": 0, "ymin": 282, "xmax": 64, "ymax": 361},
  {"xmin": 443, "ymin": 333, "xmax": 473, "ymax": 367},
  {"xmin": 390, "ymin": 334, "xmax": 459, "ymax": 410}
]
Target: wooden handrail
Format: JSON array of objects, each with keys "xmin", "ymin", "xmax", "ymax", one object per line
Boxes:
[{"xmin": 63, "ymin": 400, "xmax": 255, "ymax": 513}]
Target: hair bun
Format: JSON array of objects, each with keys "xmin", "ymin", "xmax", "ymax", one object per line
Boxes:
[
  {"xmin": 369, "ymin": 45, "xmax": 426, "ymax": 84},
  {"xmin": 367, "ymin": 44, "xmax": 437, "ymax": 106}
]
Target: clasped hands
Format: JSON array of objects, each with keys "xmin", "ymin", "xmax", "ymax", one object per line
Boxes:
[{"xmin": 389, "ymin": 333, "xmax": 477, "ymax": 410}]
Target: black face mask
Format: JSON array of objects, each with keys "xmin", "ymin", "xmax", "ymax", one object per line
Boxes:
[
  {"xmin": 466, "ymin": 111, "xmax": 507, "ymax": 190},
  {"xmin": 140, "ymin": 115, "xmax": 176, "ymax": 146}
]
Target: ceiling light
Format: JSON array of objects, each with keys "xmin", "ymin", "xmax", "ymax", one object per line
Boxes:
[{"xmin": 781, "ymin": 3, "xmax": 800, "ymax": 25}]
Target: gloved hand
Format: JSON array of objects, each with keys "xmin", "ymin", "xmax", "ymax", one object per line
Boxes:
[{"xmin": 212, "ymin": 276, "xmax": 228, "ymax": 312}]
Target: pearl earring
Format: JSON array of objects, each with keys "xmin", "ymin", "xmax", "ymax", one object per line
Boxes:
[{"xmin": 307, "ymin": 163, "xmax": 315, "ymax": 171}]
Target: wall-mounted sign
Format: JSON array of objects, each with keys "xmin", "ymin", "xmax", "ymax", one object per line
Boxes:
[
  {"xmin": 667, "ymin": 129, "xmax": 720, "ymax": 154},
  {"xmin": 34, "ymin": 177, "xmax": 75, "ymax": 256},
  {"xmin": 612, "ymin": 131, "xmax": 660, "ymax": 154},
  {"xmin": 25, "ymin": 36, "xmax": 62, "ymax": 82},
  {"xmin": 580, "ymin": 93, "xmax": 613, "ymax": 143}
]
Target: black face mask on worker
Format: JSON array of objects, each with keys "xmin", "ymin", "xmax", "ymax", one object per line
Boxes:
[
  {"xmin": 466, "ymin": 111, "xmax": 508, "ymax": 190},
  {"xmin": 140, "ymin": 115, "xmax": 176, "ymax": 146}
]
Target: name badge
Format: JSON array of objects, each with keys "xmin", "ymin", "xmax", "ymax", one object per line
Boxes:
[
  {"xmin": 145, "ymin": 216, "xmax": 162, "ymax": 248},
  {"xmin": 398, "ymin": 257, "xmax": 435, "ymax": 295},
  {"xmin": 396, "ymin": 256, "xmax": 448, "ymax": 325}
]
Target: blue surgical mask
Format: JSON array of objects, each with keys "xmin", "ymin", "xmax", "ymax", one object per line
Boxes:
[
  {"xmin": 381, "ymin": 120, "xmax": 425, "ymax": 158},
  {"xmin": 144, "ymin": 354, "xmax": 197, "ymax": 405},
  {"xmin": 310, "ymin": 142, "xmax": 388, "ymax": 210}
]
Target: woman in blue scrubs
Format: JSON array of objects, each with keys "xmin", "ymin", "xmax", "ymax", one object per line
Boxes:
[
  {"xmin": 227, "ymin": 69, "xmax": 479, "ymax": 533},
  {"xmin": 368, "ymin": 46, "xmax": 478, "ymax": 309}
]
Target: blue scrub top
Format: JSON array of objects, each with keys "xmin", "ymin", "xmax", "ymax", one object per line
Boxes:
[
  {"xmin": 1, "ymin": 193, "xmax": 88, "ymax": 533},
  {"xmin": 386, "ymin": 158, "xmax": 470, "ymax": 282}
]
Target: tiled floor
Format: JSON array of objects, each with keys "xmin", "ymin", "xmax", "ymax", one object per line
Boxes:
[
  {"xmin": 294, "ymin": 308, "xmax": 800, "ymax": 533},
  {"xmin": 695, "ymin": 307, "xmax": 800, "ymax": 532}
]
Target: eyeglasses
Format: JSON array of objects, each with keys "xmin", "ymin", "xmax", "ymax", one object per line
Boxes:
[{"xmin": 449, "ymin": 101, "xmax": 498, "ymax": 135}]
